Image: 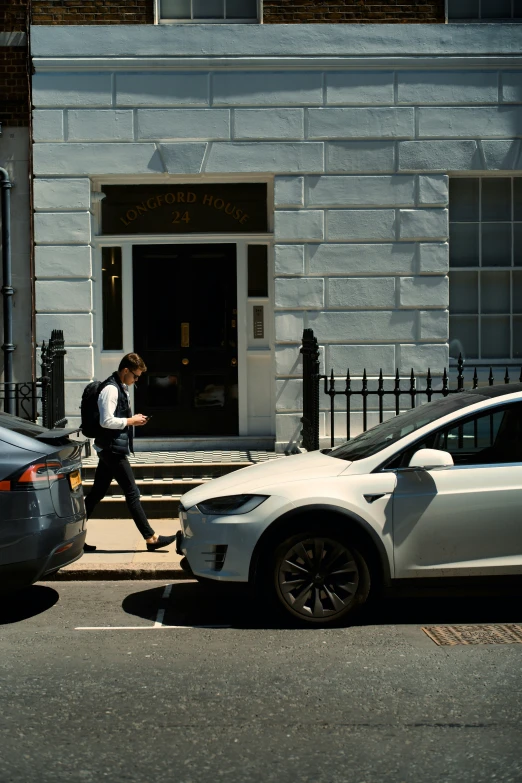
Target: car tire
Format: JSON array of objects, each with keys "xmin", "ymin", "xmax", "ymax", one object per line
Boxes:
[{"xmin": 263, "ymin": 529, "xmax": 371, "ymax": 627}]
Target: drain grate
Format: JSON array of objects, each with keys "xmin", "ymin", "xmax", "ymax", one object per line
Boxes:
[{"xmin": 423, "ymin": 624, "xmax": 522, "ymax": 646}]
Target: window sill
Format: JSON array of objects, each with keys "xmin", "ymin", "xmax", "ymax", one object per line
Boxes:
[{"xmin": 157, "ymin": 18, "xmax": 260, "ymax": 24}]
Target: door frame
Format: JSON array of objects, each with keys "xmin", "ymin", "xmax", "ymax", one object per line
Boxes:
[{"xmin": 93, "ymin": 233, "xmax": 274, "ymax": 437}]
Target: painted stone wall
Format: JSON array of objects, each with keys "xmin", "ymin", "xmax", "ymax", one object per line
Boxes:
[{"xmin": 30, "ymin": 25, "xmax": 522, "ymax": 447}]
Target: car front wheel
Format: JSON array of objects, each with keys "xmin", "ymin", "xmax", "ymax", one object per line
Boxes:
[{"xmin": 269, "ymin": 531, "xmax": 371, "ymax": 626}]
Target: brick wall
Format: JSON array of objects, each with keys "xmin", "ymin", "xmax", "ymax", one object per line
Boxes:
[
  {"xmin": 0, "ymin": 47, "xmax": 29, "ymax": 126},
  {"xmin": 0, "ymin": 0, "xmax": 29, "ymax": 126},
  {"xmin": 0, "ymin": 0, "xmax": 28, "ymax": 31},
  {"xmin": 28, "ymin": 0, "xmax": 445, "ymax": 25},
  {"xmin": 263, "ymin": 1, "xmax": 445, "ymax": 23},
  {"xmin": 31, "ymin": 1, "xmax": 154, "ymax": 25}
]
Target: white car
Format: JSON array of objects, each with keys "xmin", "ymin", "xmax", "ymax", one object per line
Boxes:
[{"xmin": 178, "ymin": 384, "xmax": 522, "ymax": 626}]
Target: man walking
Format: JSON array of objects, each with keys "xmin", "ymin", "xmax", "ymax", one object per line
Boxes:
[{"xmin": 83, "ymin": 353, "xmax": 176, "ymax": 552}]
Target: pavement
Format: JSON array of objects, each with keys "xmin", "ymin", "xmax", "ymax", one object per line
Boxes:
[{"xmin": 50, "ymin": 517, "xmax": 185, "ymax": 580}]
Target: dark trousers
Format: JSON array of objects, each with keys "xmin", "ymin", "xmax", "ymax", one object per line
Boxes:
[{"xmin": 85, "ymin": 450, "xmax": 155, "ymax": 540}]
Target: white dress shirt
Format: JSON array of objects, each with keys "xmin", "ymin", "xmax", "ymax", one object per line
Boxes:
[{"xmin": 97, "ymin": 383, "xmax": 129, "ymax": 430}]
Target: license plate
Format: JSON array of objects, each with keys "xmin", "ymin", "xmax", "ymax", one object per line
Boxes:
[{"xmin": 68, "ymin": 470, "xmax": 82, "ymax": 491}]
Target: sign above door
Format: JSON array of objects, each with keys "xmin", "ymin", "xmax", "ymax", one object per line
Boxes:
[{"xmin": 101, "ymin": 183, "xmax": 268, "ymax": 235}]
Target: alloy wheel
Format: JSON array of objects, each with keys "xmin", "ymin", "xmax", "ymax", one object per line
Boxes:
[{"xmin": 276, "ymin": 536, "xmax": 360, "ymax": 621}]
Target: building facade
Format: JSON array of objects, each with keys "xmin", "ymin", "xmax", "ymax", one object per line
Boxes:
[{"xmin": 28, "ymin": 4, "xmax": 522, "ymax": 450}]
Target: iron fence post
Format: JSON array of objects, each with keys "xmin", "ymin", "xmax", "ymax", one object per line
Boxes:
[{"xmin": 301, "ymin": 328, "xmax": 320, "ymax": 451}]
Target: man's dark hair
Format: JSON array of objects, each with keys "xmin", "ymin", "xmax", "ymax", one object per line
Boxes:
[{"xmin": 118, "ymin": 353, "xmax": 147, "ymax": 373}]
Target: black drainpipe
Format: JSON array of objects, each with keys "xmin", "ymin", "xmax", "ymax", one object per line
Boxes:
[{"xmin": 0, "ymin": 167, "xmax": 15, "ymax": 414}]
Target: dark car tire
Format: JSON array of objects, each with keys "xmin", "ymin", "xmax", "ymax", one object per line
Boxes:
[{"xmin": 261, "ymin": 529, "xmax": 371, "ymax": 627}]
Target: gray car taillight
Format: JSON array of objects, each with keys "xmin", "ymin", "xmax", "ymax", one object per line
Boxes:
[{"xmin": 0, "ymin": 458, "xmax": 66, "ymax": 492}]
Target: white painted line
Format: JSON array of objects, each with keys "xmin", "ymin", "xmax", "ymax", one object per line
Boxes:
[
  {"xmin": 75, "ymin": 625, "xmax": 232, "ymax": 630},
  {"xmin": 76, "ymin": 626, "xmax": 164, "ymax": 630},
  {"xmin": 163, "ymin": 584, "xmax": 173, "ymax": 600},
  {"xmin": 154, "ymin": 609, "xmax": 165, "ymax": 628},
  {"xmin": 153, "ymin": 583, "xmax": 173, "ymax": 626}
]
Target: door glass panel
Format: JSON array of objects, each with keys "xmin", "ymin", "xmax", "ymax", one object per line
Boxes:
[
  {"xmin": 194, "ymin": 375, "xmax": 226, "ymax": 408},
  {"xmin": 449, "ymin": 223, "xmax": 479, "ymax": 267},
  {"xmin": 514, "ymin": 179, "xmax": 522, "ymax": 220},
  {"xmin": 449, "ymin": 271, "xmax": 478, "ymax": 314},
  {"xmin": 193, "ymin": 0, "xmax": 224, "ymax": 17},
  {"xmin": 448, "ymin": 0, "xmax": 479, "ymax": 17},
  {"xmin": 482, "ymin": 178, "xmax": 511, "ymax": 221},
  {"xmin": 481, "ymin": 223, "xmax": 512, "ymax": 267},
  {"xmin": 514, "ymin": 316, "xmax": 522, "ymax": 358},
  {"xmin": 102, "ymin": 247, "xmax": 123, "ymax": 351},
  {"xmin": 436, "ymin": 411, "xmax": 504, "ymax": 458},
  {"xmin": 248, "ymin": 245, "xmax": 268, "ymax": 297},
  {"xmin": 434, "ymin": 405, "xmax": 522, "ymax": 464},
  {"xmin": 481, "ymin": 271, "xmax": 510, "ymax": 314},
  {"xmin": 481, "ymin": 316, "xmax": 510, "ymax": 359},
  {"xmin": 514, "ymin": 224, "xmax": 522, "ymax": 266},
  {"xmin": 481, "ymin": 0, "xmax": 512, "ymax": 16},
  {"xmin": 226, "ymin": 0, "xmax": 257, "ymax": 17},
  {"xmin": 449, "ymin": 315, "xmax": 478, "ymax": 359},
  {"xmin": 449, "ymin": 178, "xmax": 479, "ymax": 222},
  {"xmin": 160, "ymin": 0, "xmax": 191, "ymax": 17},
  {"xmin": 515, "ymin": 0, "xmax": 522, "ymax": 18},
  {"xmin": 513, "ymin": 270, "xmax": 522, "ymax": 313}
]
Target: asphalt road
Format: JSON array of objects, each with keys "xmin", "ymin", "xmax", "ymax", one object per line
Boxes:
[{"xmin": 1, "ymin": 580, "xmax": 521, "ymax": 783}]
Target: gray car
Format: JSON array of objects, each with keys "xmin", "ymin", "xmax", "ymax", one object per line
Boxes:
[{"xmin": 0, "ymin": 412, "xmax": 87, "ymax": 592}]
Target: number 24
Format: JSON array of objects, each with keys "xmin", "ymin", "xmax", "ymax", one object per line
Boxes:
[{"xmin": 172, "ymin": 211, "xmax": 190, "ymax": 224}]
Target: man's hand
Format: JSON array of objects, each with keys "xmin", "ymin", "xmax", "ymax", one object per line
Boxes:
[{"xmin": 128, "ymin": 414, "xmax": 148, "ymax": 427}]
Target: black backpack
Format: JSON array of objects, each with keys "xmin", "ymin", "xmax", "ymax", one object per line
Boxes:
[{"xmin": 80, "ymin": 379, "xmax": 108, "ymax": 438}]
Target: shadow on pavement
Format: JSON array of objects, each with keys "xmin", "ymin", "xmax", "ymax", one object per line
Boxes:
[
  {"xmin": 0, "ymin": 585, "xmax": 59, "ymax": 625},
  {"xmin": 122, "ymin": 578, "xmax": 522, "ymax": 630}
]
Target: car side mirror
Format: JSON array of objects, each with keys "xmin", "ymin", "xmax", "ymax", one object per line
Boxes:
[{"xmin": 408, "ymin": 448, "xmax": 454, "ymax": 470}]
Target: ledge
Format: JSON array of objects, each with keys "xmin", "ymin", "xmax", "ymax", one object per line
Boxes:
[{"xmin": 31, "ymin": 23, "xmax": 522, "ymax": 60}]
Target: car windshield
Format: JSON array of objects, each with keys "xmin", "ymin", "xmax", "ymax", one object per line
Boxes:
[
  {"xmin": 0, "ymin": 412, "xmax": 48, "ymax": 439},
  {"xmin": 329, "ymin": 392, "xmax": 488, "ymax": 462}
]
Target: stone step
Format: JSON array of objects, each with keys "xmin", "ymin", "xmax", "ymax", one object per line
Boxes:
[
  {"xmin": 81, "ymin": 462, "xmax": 251, "ymax": 481},
  {"xmin": 90, "ymin": 495, "xmax": 181, "ymax": 520},
  {"xmin": 82, "ymin": 477, "xmax": 208, "ymax": 496},
  {"xmin": 80, "ymin": 450, "xmax": 282, "ymax": 518}
]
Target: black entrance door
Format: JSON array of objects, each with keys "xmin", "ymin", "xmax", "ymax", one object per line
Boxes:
[{"xmin": 133, "ymin": 244, "xmax": 238, "ymax": 437}]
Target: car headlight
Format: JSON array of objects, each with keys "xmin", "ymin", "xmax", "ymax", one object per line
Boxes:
[{"xmin": 195, "ymin": 494, "xmax": 268, "ymax": 516}]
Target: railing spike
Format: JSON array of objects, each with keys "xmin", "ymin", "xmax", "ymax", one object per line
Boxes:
[{"xmin": 457, "ymin": 353, "xmax": 464, "ymax": 392}]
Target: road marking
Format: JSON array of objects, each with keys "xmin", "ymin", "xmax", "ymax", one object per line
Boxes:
[
  {"xmin": 163, "ymin": 584, "xmax": 173, "ymax": 600},
  {"xmin": 75, "ymin": 625, "xmax": 232, "ymax": 630},
  {"xmin": 154, "ymin": 609, "xmax": 165, "ymax": 628},
  {"xmin": 153, "ymin": 583, "xmax": 173, "ymax": 627},
  {"xmin": 75, "ymin": 584, "xmax": 232, "ymax": 630}
]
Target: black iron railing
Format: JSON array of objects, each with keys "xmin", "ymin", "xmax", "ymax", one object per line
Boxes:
[
  {"xmin": 41, "ymin": 329, "xmax": 67, "ymax": 429},
  {"xmin": 0, "ymin": 381, "xmax": 40, "ymax": 421},
  {"xmin": 0, "ymin": 330, "xmax": 67, "ymax": 428},
  {"xmin": 301, "ymin": 328, "xmax": 522, "ymax": 451}
]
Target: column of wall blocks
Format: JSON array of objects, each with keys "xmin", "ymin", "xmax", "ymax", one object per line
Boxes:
[{"xmin": 31, "ymin": 66, "xmax": 522, "ymax": 440}]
